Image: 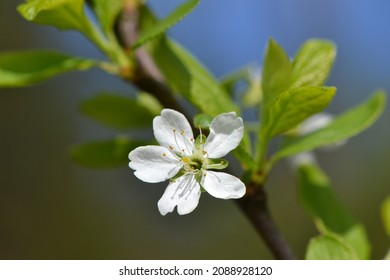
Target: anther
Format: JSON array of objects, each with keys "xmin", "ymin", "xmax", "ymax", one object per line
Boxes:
[
  {"xmin": 163, "ymin": 153, "xmax": 166, "ymax": 157},
  {"xmin": 169, "ymin": 146, "xmax": 173, "ymax": 150}
]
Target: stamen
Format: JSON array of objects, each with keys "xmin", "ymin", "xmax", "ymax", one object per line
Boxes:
[{"xmin": 162, "ymin": 153, "xmax": 166, "ymax": 157}]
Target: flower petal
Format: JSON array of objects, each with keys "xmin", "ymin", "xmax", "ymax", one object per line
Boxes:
[
  {"xmin": 204, "ymin": 112, "xmax": 244, "ymax": 158},
  {"xmin": 202, "ymin": 171, "xmax": 246, "ymax": 199},
  {"xmin": 157, "ymin": 175, "xmax": 201, "ymax": 215},
  {"xmin": 153, "ymin": 109, "xmax": 194, "ymax": 156},
  {"xmin": 129, "ymin": 145, "xmax": 181, "ymax": 183}
]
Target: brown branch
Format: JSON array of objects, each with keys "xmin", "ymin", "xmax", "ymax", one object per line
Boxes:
[
  {"xmin": 94, "ymin": 1, "xmax": 296, "ymax": 259},
  {"xmin": 238, "ymin": 181, "xmax": 296, "ymax": 259}
]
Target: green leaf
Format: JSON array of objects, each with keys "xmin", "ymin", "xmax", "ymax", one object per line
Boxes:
[
  {"xmin": 382, "ymin": 195, "xmax": 390, "ymax": 238},
  {"xmin": 262, "ymin": 86, "xmax": 336, "ymax": 138},
  {"xmin": 0, "ymin": 51, "xmax": 96, "ymax": 87},
  {"xmin": 306, "ymin": 235, "xmax": 357, "ymax": 260},
  {"xmin": 193, "ymin": 114, "xmax": 213, "ymax": 129},
  {"xmin": 92, "ymin": 0, "xmax": 124, "ymax": 35},
  {"xmin": 298, "ymin": 163, "xmax": 371, "ymax": 259},
  {"xmin": 80, "ymin": 93, "xmax": 157, "ymax": 129},
  {"xmin": 261, "ymin": 39, "xmax": 292, "ymax": 109},
  {"xmin": 18, "ymin": 0, "xmax": 89, "ymax": 31},
  {"xmin": 153, "ymin": 38, "xmax": 239, "ymax": 116},
  {"xmin": 71, "ymin": 137, "xmax": 145, "ymax": 168},
  {"xmin": 133, "ymin": 0, "xmax": 201, "ymax": 49},
  {"xmin": 136, "ymin": 92, "xmax": 163, "ymax": 116},
  {"xmin": 292, "ymin": 39, "xmax": 336, "ymax": 88},
  {"xmin": 272, "ymin": 91, "xmax": 386, "ymax": 163}
]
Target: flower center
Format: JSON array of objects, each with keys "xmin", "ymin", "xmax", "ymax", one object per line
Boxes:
[{"xmin": 182, "ymin": 156, "xmax": 203, "ymax": 171}]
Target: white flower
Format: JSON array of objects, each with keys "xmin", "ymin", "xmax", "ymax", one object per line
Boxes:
[{"xmin": 128, "ymin": 109, "xmax": 246, "ymax": 215}]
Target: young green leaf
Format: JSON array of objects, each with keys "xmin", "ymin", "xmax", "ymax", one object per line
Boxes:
[
  {"xmin": 305, "ymin": 235, "xmax": 358, "ymax": 260},
  {"xmin": 272, "ymin": 91, "xmax": 386, "ymax": 163},
  {"xmin": 18, "ymin": 0, "xmax": 89, "ymax": 31},
  {"xmin": 291, "ymin": 39, "xmax": 336, "ymax": 88},
  {"xmin": 153, "ymin": 38, "xmax": 239, "ymax": 116},
  {"xmin": 0, "ymin": 51, "xmax": 96, "ymax": 87},
  {"xmin": 297, "ymin": 163, "xmax": 371, "ymax": 259},
  {"xmin": 382, "ymin": 195, "xmax": 390, "ymax": 238},
  {"xmin": 262, "ymin": 86, "xmax": 336, "ymax": 138},
  {"xmin": 133, "ymin": 0, "xmax": 201, "ymax": 49},
  {"xmin": 80, "ymin": 93, "xmax": 158, "ymax": 129},
  {"xmin": 262, "ymin": 39, "xmax": 292, "ymax": 109},
  {"xmin": 92, "ymin": 0, "xmax": 124, "ymax": 35},
  {"xmin": 70, "ymin": 137, "xmax": 146, "ymax": 168}
]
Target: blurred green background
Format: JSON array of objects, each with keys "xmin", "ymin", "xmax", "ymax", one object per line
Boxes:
[{"xmin": 1, "ymin": 0, "xmax": 389, "ymax": 259}]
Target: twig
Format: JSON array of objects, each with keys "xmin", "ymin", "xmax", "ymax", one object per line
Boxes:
[{"xmin": 238, "ymin": 181, "xmax": 296, "ymax": 259}]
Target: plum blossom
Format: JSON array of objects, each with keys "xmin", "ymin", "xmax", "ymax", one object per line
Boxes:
[{"xmin": 128, "ymin": 109, "xmax": 246, "ymax": 215}]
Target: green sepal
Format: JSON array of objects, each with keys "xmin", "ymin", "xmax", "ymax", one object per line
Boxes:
[
  {"xmin": 133, "ymin": 0, "xmax": 201, "ymax": 49},
  {"xmin": 193, "ymin": 114, "xmax": 213, "ymax": 129},
  {"xmin": 70, "ymin": 137, "xmax": 146, "ymax": 168},
  {"xmin": 204, "ymin": 158, "xmax": 229, "ymax": 170},
  {"xmin": 0, "ymin": 51, "xmax": 96, "ymax": 87}
]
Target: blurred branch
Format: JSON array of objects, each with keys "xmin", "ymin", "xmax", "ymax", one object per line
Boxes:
[
  {"xmin": 86, "ymin": 1, "xmax": 296, "ymax": 259},
  {"xmin": 238, "ymin": 181, "xmax": 296, "ymax": 259}
]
